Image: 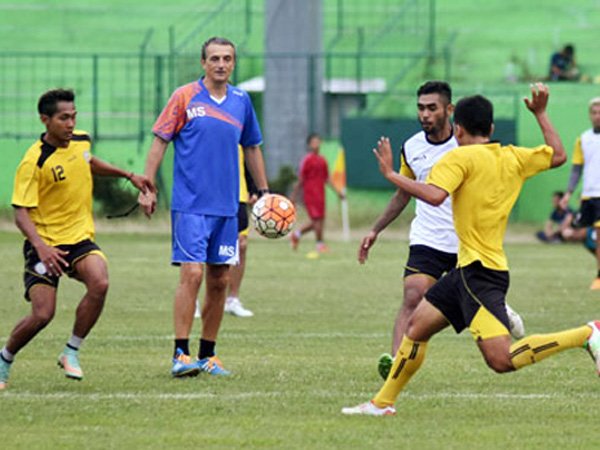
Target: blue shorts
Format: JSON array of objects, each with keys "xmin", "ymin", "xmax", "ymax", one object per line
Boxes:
[{"xmin": 171, "ymin": 211, "xmax": 239, "ymax": 265}]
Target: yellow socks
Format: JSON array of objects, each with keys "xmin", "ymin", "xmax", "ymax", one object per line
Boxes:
[
  {"xmin": 373, "ymin": 336, "xmax": 427, "ymax": 408},
  {"xmin": 510, "ymin": 325, "xmax": 590, "ymax": 370}
]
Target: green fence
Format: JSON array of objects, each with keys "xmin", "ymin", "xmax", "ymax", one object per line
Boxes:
[
  {"xmin": 0, "ymin": 52, "xmax": 171, "ymax": 143},
  {"xmin": 0, "ymin": 49, "xmax": 453, "ymax": 141}
]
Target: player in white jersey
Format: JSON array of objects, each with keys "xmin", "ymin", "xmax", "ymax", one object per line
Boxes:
[
  {"xmin": 560, "ymin": 97, "xmax": 600, "ymax": 289},
  {"xmin": 358, "ymin": 81, "xmax": 524, "ymax": 380}
]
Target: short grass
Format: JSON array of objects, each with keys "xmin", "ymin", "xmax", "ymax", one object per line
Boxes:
[{"xmin": 0, "ymin": 229, "xmax": 599, "ymax": 449}]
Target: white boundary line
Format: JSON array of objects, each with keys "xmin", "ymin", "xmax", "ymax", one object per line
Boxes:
[
  {"xmin": 0, "ymin": 332, "xmax": 392, "ymax": 342},
  {"xmin": 2, "ymin": 390, "xmax": 599, "ymax": 401}
]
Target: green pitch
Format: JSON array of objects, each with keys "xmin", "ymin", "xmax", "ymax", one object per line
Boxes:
[{"xmin": 0, "ymin": 230, "xmax": 598, "ymax": 449}]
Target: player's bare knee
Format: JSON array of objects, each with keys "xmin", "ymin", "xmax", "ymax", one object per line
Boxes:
[
  {"xmin": 32, "ymin": 307, "xmax": 55, "ymax": 328},
  {"xmin": 182, "ymin": 265, "xmax": 204, "ymax": 288},
  {"xmin": 403, "ymin": 289, "xmax": 424, "ymax": 314},
  {"xmin": 209, "ymin": 272, "xmax": 229, "ymax": 292},
  {"xmin": 484, "ymin": 353, "xmax": 513, "ymax": 373},
  {"xmin": 405, "ymin": 316, "xmax": 430, "ymax": 341},
  {"xmin": 87, "ymin": 277, "xmax": 109, "ymax": 301}
]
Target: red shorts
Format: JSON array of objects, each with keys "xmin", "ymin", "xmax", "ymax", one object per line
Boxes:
[{"xmin": 305, "ymin": 199, "xmax": 325, "ymax": 220}]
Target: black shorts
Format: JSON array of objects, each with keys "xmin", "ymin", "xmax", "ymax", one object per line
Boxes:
[
  {"xmin": 237, "ymin": 202, "xmax": 249, "ymax": 233},
  {"xmin": 573, "ymin": 198, "xmax": 600, "ymax": 228},
  {"xmin": 23, "ymin": 239, "xmax": 104, "ymax": 300},
  {"xmin": 425, "ymin": 261, "xmax": 511, "ymax": 340},
  {"xmin": 404, "ymin": 245, "xmax": 457, "ymax": 279}
]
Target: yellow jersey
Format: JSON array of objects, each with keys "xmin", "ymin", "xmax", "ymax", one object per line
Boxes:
[
  {"xmin": 239, "ymin": 146, "xmax": 249, "ymax": 203},
  {"xmin": 12, "ymin": 131, "xmax": 95, "ymax": 246},
  {"xmin": 427, "ymin": 143, "xmax": 553, "ymax": 270}
]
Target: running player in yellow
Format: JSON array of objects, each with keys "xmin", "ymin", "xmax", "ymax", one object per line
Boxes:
[
  {"xmin": 560, "ymin": 97, "xmax": 600, "ymax": 289},
  {"xmin": 342, "ymin": 83, "xmax": 600, "ymax": 416},
  {"xmin": 0, "ymin": 89, "xmax": 153, "ymax": 390},
  {"xmin": 358, "ymin": 81, "xmax": 524, "ymax": 381}
]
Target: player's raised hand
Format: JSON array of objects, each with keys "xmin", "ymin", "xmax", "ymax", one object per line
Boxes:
[
  {"xmin": 358, "ymin": 230, "xmax": 378, "ymax": 264},
  {"xmin": 373, "ymin": 137, "xmax": 395, "ymax": 179},
  {"xmin": 523, "ymin": 82, "xmax": 549, "ymax": 115}
]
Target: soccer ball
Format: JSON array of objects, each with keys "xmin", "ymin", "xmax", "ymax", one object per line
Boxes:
[{"xmin": 251, "ymin": 193, "xmax": 296, "ymax": 239}]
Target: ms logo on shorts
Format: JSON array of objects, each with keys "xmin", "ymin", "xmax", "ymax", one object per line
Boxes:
[{"xmin": 218, "ymin": 245, "xmax": 236, "ymax": 257}]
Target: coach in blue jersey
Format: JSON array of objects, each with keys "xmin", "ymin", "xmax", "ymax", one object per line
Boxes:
[{"xmin": 139, "ymin": 37, "xmax": 269, "ymax": 377}]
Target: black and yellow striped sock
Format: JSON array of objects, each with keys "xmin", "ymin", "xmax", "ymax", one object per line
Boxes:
[
  {"xmin": 372, "ymin": 335, "xmax": 427, "ymax": 408},
  {"xmin": 510, "ymin": 325, "xmax": 591, "ymax": 369}
]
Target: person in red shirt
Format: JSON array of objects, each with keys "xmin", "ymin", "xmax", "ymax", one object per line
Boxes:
[{"xmin": 290, "ymin": 133, "xmax": 345, "ymax": 253}]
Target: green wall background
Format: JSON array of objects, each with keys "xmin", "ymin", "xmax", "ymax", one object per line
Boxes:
[{"xmin": 0, "ymin": 81, "xmax": 594, "ymax": 224}]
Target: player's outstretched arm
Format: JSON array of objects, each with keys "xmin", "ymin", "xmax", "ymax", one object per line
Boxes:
[
  {"xmin": 358, "ymin": 188, "xmax": 410, "ymax": 264},
  {"xmin": 289, "ymin": 179, "xmax": 301, "ymax": 204},
  {"xmin": 560, "ymin": 164, "xmax": 583, "ymax": 209},
  {"xmin": 523, "ymin": 83, "xmax": 566, "ymax": 168},
  {"xmin": 373, "ymin": 137, "xmax": 448, "ymax": 206},
  {"xmin": 138, "ymin": 136, "xmax": 168, "ymax": 217},
  {"xmin": 326, "ymin": 177, "xmax": 346, "ymax": 199},
  {"xmin": 90, "ymin": 157, "xmax": 155, "ymax": 195}
]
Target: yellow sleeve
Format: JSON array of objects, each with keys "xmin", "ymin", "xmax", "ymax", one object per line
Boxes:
[
  {"xmin": 399, "ymin": 152, "xmax": 416, "ymax": 179},
  {"xmin": 11, "ymin": 153, "xmax": 39, "ymax": 208},
  {"xmin": 572, "ymin": 137, "xmax": 584, "ymax": 165},
  {"xmin": 426, "ymin": 149, "xmax": 467, "ymax": 195},
  {"xmin": 511, "ymin": 145, "xmax": 553, "ymax": 179}
]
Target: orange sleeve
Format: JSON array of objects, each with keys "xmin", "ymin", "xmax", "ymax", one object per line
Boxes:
[{"xmin": 152, "ymin": 83, "xmax": 200, "ymax": 142}]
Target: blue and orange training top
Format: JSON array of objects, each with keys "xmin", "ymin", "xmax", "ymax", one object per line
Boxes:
[{"xmin": 153, "ymin": 78, "xmax": 262, "ymax": 216}]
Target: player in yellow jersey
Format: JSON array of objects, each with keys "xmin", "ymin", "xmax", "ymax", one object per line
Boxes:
[
  {"xmin": 0, "ymin": 89, "xmax": 153, "ymax": 390},
  {"xmin": 342, "ymin": 83, "xmax": 600, "ymax": 416},
  {"xmin": 560, "ymin": 97, "xmax": 600, "ymax": 289},
  {"xmin": 224, "ymin": 146, "xmax": 258, "ymax": 317},
  {"xmin": 196, "ymin": 147, "xmax": 256, "ymax": 318}
]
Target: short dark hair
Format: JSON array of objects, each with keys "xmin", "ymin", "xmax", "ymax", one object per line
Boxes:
[
  {"xmin": 306, "ymin": 132, "xmax": 320, "ymax": 144},
  {"xmin": 38, "ymin": 88, "xmax": 75, "ymax": 117},
  {"xmin": 564, "ymin": 44, "xmax": 575, "ymax": 56},
  {"xmin": 453, "ymin": 95, "xmax": 494, "ymax": 137},
  {"xmin": 201, "ymin": 36, "xmax": 236, "ymax": 60},
  {"xmin": 553, "ymin": 191, "xmax": 565, "ymax": 198},
  {"xmin": 417, "ymin": 80, "xmax": 452, "ymax": 105}
]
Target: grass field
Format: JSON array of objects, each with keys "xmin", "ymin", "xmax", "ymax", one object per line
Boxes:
[{"xmin": 0, "ymin": 228, "xmax": 599, "ymax": 449}]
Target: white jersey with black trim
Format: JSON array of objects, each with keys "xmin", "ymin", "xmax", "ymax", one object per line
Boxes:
[
  {"xmin": 401, "ymin": 131, "xmax": 458, "ymax": 253},
  {"xmin": 577, "ymin": 129, "xmax": 600, "ymax": 198}
]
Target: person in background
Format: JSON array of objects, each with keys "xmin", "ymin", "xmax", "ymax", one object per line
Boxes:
[
  {"xmin": 548, "ymin": 44, "xmax": 579, "ymax": 81},
  {"xmin": 560, "ymin": 97, "xmax": 600, "ymax": 289},
  {"xmin": 224, "ymin": 148, "xmax": 258, "ymax": 317},
  {"xmin": 289, "ymin": 133, "xmax": 345, "ymax": 254},
  {"xmin": 535, "ymin": 191, "xmax": 574, "ymax": 243}
]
